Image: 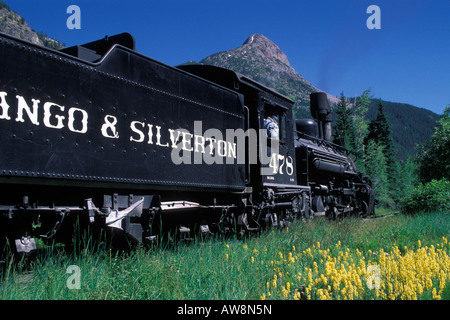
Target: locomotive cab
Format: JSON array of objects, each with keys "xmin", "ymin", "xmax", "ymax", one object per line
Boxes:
[
  {"xmin": 179, "ymin": 64, "xmax": 311, "ymax": 226},
  {"xmin": 178, "ymin": 65, "xmax": 299, "ymax": 186}
]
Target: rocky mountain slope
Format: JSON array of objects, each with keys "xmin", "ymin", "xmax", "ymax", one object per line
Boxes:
[{"xmin": 0, "ymin": 2, "xmax": 63, "ymax": 49}]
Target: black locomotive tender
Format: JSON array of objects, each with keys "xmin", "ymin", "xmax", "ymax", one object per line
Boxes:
[{"xmin": 0, "ymin": 32, "xmax": 376, "ymax": 255}]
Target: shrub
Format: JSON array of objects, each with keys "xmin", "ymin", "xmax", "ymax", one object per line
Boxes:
[{"xmin": 401, "ymin": 179, "xmax": 450, "ymax": 214}]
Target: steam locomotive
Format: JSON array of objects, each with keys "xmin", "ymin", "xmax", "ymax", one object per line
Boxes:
[{"xmin": 0, "ymin": 32, "xmax": 376, "ymax": 256}]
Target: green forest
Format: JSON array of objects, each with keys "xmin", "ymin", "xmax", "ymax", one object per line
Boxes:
[{"xmin": 332, "ymin": 89, "xmax": 450, "ymax": 213}]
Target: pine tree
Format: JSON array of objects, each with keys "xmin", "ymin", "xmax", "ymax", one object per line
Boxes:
[
  {"xmin": 334, "ymin": 92, "xmax": 356, "ymax": 151},
  {"xmin": 352, "ymin": 89, "xmax": 371, "ymax": 172},
  {"xmin": 364, "ymin": 140, "xmax": 391, "ymax": 206},
  {"xmin": 366, "ymin": 101, "xmax": 397, "ymax": 206},
  {"xmin": 396, "ymin": 157, "xmax": 418, "ymax": 201},
  {"xmin": 366, "ymin": 101, "xmax": 396, "ymax": 165}
]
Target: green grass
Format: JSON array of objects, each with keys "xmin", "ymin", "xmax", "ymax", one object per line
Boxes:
[{"xmin": 1, "ymin": 211, "xmax": 449, "ymax": 300}]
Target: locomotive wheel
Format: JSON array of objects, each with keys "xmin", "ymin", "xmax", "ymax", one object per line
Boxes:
[
  {"xmin": 262, "ymin": 212, "xmax": 278, "ymax": 229},
  {"xmin": 302, "ymin": 202, "xmax": 311, "ymax": 220},
  {"xmin": 325, "ymin": 207, "xmax": 338, "ymax": 220},
  {"xmin": 360, "ymin": 201, "xmax": 370, "ymax": 218},
  {"xmin": 217, "ymin": 210, "xmax": 237, "ymax": 235}
]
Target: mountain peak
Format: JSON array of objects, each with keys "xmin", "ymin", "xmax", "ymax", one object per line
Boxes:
[
  {"xmin": 243, "ymin": 33, "xmax": 290, "ymax": 66},
  {"xmin": 243, "ymin": 33, "xmax": 272, "ymax": 45},
  {"xmin": 200, "ymin": 33, "xmax": 320, "ymax": 111}
]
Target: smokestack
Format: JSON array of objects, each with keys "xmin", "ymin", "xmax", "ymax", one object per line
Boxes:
[{"xmin": 310, "ymin": 92, "xmax": 332, "ymax": 142}]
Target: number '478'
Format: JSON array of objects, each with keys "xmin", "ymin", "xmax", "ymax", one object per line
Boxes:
[{"xmin": 269, "ymin": 153, "xmax": 294, "ymax": 176}]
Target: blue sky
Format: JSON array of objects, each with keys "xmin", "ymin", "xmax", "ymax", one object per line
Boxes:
[{"xmin": 6, "ymin": 0, "xmax": 450, "ymax": 115}]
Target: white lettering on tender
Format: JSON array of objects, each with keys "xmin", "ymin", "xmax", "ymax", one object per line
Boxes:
[
  {"xmin": 43, "ymin": 102, "xmax": 65, "ymax": 129},
  {"xmin": 0, "ymin": 90, "xmax": 259, "ymax": 167},
  {"xmin": 0, "ymin": 91, "xmax": 89, "ymax": 133}
]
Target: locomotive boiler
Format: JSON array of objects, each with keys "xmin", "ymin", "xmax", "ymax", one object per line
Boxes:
[{"xmin": 0, "ymin": 32, "xmax": 376, "ymax": 257}]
